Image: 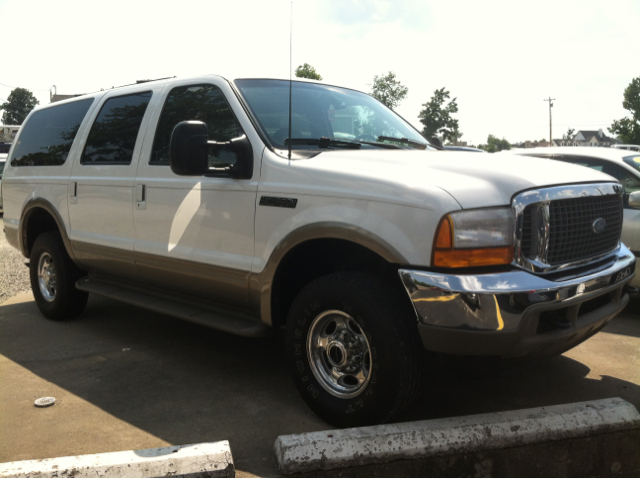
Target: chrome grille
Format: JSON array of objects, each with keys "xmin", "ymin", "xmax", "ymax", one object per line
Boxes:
[
  {"xmin": 546, "ymin": 195, "xmax": 622, "ymax": 264},
  {"xmin": 513, "ymin": 183, "xmax": 624, "ymax": 272}
]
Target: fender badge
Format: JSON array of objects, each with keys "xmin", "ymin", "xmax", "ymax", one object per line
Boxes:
[
  {"xmin": 259, "ymin": 196, "xmax": 298, "ymax": 209},
  {"xmin": 592, "ymin": 218, "xmax": 606, "ymax": 234}
]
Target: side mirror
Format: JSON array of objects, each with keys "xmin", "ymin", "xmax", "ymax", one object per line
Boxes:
[
  {"xmin": 170, "ymin": 121, "xmax": 208, "ymax": 176},
  {"xmin": 169, "ymin": 121, "xmax": 253, "ymax": 179},
  {"xmin": 430, "ymin": 137, "xmax": 443, "ymax": 149},
  {"xmin": 629, "ymin": 191, "xmax": 640, "ymax": 209}
]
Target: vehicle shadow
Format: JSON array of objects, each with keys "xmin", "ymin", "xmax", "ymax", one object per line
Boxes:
[{"xmin": 0, "ymin": 295, "xmax": 639, "ymax": 477}]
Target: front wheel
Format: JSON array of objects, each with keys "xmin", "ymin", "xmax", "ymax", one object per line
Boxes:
[
  {"xmin": 29, "ymin": 232, "xmax": 88, "ymax": 320},
  {"xmin": 285, "ymin": 272, "xmax": 424, "ymax": 427}
]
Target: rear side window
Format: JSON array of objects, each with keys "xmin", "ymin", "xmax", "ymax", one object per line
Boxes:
[
  {"xmin": 82, "ymin": 91, "xmax": 153, "ymax": 165},
  {"xmin": 151, "ymin": 84, "xmax": 242, "ymax": 165},
  {"xmin": 10, "ymin": 99, "xmax": 94, "ymax": 167}
]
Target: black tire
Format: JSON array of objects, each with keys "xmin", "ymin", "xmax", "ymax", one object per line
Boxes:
[
  {"xmin": 29, "ymin": 232, "xmax": 88, "ymax": 320},
  {"xmin": 285, "ymin": 272, "xmax": 424, "ymax": 428}
]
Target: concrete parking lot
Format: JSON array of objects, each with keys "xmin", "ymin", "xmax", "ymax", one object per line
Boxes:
[{"xmin": 0, "ymin": 287, "xmax": 638, "ymax": 477}]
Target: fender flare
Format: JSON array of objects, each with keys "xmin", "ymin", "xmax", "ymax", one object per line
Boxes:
[
  {"xmin": 248, "ymin": 222, "xmax": 408, "ymax": 326},
  {"xmin": 19, "ymin": 198, "xmax": 74, "ymax": 260}
]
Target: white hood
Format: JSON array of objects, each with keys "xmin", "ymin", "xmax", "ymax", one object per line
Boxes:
[{"xmin": 285, "ymin": 149, "xmax": 616, "ymax": 210}]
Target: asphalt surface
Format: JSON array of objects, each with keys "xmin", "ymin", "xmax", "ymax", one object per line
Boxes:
[
  {"xmin": 0, "ymin": 288, "xmax": 638, "ymax": 477},
  {"xmin": 1, "ymin": 227, "xmax": 640, "ymax": 477}
]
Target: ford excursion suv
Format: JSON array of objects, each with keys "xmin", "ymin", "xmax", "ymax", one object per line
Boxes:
[{"xmin": 2, "ymin": 75, "xmax": 636, "ymax": 427}]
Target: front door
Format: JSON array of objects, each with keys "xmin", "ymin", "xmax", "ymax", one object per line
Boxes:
[{"xmin": 133, "ymin": 78, "xmax": 261, "ymax": 309}]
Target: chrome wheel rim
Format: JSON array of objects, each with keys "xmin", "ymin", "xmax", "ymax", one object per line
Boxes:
[
  {"xmin": 307, "ymin": 310, "xmax": 372, "ymax": 398},
  {"xmin": 37, "ymin": 252, "xmax": 57, "ymax": 302}
]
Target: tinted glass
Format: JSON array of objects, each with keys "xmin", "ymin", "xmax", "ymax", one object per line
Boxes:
[
  {"xmin": 82, "ymin": 91, "xmax": 152, "ymax": 165},
  {"xmin": 151, "ymin": 84, "xmax": 242, "ymax": 166},
  {"xmin": 234, "ymin": 79, "xmax": 427, "ymax": 149},
  {"xmin": 0, "ymin": 144, "xmax": 11, "ymax": 154},
  {"xmin": 10, "ymin": 99, "xmax": 93, "ymax": 167},
  {"xmin": 0, "ymin": 160, "xmax": 5, "ymax": 178}
]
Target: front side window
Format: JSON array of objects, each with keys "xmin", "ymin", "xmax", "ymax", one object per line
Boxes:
[
  {"xmin": 82, "ymin": 91, "xmax": 152, "ymax": 165},
  {"xmin": 151, "ymin": 84, "xmax": 243, "ymax": 167},
  {"xmin": 10, "ymin": 98, "xmax": 94, "ymax": 167},
  {"xmin": 623, "ymin": 155, "xmax": 640, "ymax": 173},
  {"xmin": 234, "ymin": 79, "xmax": 428, "ymax": 151}
]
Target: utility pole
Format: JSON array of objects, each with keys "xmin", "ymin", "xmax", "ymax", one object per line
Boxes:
[{"xmin": 544, "ymin": 97, "xmax": 555, "ymax": 146}]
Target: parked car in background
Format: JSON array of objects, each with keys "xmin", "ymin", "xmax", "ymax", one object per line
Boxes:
[
  {"xmin": 612, "ymin": 144, "xmax": 640, "ymax": 152},
  {"xmin": 0, "ymin": 143, "xmax": 9, "ymax": 214},
  {"xmin": 512, "ymin": 147, "xmax": 640, "ymax": 288}
]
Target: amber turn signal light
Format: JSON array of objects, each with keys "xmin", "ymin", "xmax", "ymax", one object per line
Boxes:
[
  {"xmin": 432, "ymin": 215, "xmax": 513, "ymax": 268},
  {"xmin": 433, "ymin": 246, "xmax": 514, "ymax": 268}
]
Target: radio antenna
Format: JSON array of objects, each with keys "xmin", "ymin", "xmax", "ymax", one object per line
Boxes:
[{"xmin": 288, "ymin": 0, "xmax": 293, "ymax": 160}]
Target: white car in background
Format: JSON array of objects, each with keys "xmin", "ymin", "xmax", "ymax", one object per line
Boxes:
[
  {"xmin": 512, "ymin": 147, "xmax": 640, "ymax": 288},
  {"xmin": 612, "ymin": 144, "xmax": 640, "ymax": 152}
]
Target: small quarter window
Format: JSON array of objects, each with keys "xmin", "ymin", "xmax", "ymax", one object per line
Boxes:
[
  {"xmin": 10, "ymin": 98, "xmax": 94, "ymax": 167},
  {"xmin": 151, "ymin": 84, "xmax": 243, "ymax": 166},
  {"xmin": 82, "ymin": 91, "xmax": 152, "ymax": 165}
]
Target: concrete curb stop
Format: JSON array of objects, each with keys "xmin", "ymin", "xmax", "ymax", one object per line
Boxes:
[
  {"xmin": 274, "ymin": 398, "xmax": 640, "ymax": 476},
  {"xmin": 0, "ymin": 441, "xmax": 234, "ymax": 478}
]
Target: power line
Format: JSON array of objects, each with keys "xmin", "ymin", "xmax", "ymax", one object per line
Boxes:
[{"xmin": 0, "ymin": 81, "xmax": 50, "ymax": 92}]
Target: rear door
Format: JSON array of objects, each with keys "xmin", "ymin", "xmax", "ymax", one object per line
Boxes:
[
  {"xmin": 132, "ymin": 77, "xmax": 261, "ymax": 309},
  {"xmin": 67, "ymin": 86, "xmax": 159, "ymax": 280}
]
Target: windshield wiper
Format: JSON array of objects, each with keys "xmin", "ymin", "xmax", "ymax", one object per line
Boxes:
[
  {"xmin": 376, "ymin": 136, "xmax": 428, "ymax": 150},
  {"xmin": 285, "ymin": 137, "xmax": 361, "ymax": 149}
]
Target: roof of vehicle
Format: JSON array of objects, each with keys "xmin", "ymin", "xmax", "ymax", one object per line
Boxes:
[
  {"xmin": 509, "ymin": 146, "xmax": 640, "ymax": 176},
  {"xmin": 611, "ymin": 144, "xmax": 640, "ymax": 150},
  {"xmin": 510, "ymin": 146, "xmax": 640, "ymax": 161},
  {"xmin": 29, "ymin": 74, "xmax": 364, "ymax": 112}
]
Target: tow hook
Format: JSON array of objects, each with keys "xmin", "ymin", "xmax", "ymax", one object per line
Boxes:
[{"xmin": 624, "ymin": 285, "xmax": 639, "ymax": 297}]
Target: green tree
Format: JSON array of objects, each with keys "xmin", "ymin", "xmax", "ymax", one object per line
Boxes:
[
  {"xmin": 1, "ymin": 87, "xmax": 39, "ymax": 124},
  {"xmin": 295, "ymin": 63, "xmax": 322, "ymax": 81},
  {"xmin": 370, "ymin": 71, "xmax": 408, "ymax": 110},
  {"xmin": 609, "ymin": 76, "xmax": 640, "ymax": 144},
  {"xmin": 481, "ymin": 134, "xmax": 511, "ymax": 153},
  {"xmin": 562, "ymin": 128, "xmax": 575, "ymax": 141},
  {"xmin": 418, "ymin": 88, "xmax": 460, "ymax": 143}
]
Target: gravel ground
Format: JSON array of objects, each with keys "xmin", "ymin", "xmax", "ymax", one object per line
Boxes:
[{"xmin": 0, "ymin": 219, "xmax": 31, "ymax": 304}]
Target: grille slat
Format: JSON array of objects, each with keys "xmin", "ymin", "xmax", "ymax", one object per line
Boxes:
[{"xmin": 522, "ymin": 194, "xmax": 622, "ymax": 265}]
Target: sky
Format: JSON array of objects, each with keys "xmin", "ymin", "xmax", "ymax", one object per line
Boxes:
[{"xmin": 1, "ymin": 0, "xmax": 639, "ymax": 146}]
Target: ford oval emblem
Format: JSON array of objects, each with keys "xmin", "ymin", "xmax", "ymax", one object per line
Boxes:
[{"xmin": 592, "ymin": 218, "xmax": 607, "ymax": 234}]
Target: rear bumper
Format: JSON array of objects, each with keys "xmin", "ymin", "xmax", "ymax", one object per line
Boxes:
[{"xmin": 399, "ymin": 243, "xmax": 636, "ymax": 358}]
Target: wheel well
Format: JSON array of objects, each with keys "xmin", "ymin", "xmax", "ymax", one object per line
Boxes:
[
  {"xmin": 270, "ymin": 239, "xmax": 401, "ymax": 330},
  {"xmin": 24, "ymin": 208, "xmax": 60, "ymax": 257}
]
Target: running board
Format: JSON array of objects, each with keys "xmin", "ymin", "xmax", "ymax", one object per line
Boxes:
[{"xmin": 76, "ymin": 277, "xmax": 270, "ymax": 338}]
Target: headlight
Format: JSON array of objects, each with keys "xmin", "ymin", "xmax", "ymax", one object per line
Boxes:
[{"xmin": 433, "ymin": 207, "xmax": 514, "ymax": 268}]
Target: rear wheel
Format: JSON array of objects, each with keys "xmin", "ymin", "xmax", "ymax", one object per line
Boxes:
[
  {"xmin": 29, "ymin": 232, "xmax": 88, "ymax": 320},
  {"xmin": 285, "ymin": 272, "xmax": 424, "ymax": 427}
]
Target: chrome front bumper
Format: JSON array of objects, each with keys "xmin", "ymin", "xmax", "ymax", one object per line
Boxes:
[{"xmin": 399, "ymin": 244, "xmax": 636, "ymax": 358}]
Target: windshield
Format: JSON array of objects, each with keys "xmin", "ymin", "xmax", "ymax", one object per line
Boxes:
[
  {"xmin": 623, "ymin": 155, "xmax": 640, "ymax": 173},
  {"xmin": 234, "ymin": 79, "xmax": 429, "ymax": 151}
]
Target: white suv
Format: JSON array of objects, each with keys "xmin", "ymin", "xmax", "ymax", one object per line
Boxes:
[{"xmin": 1, "ymin": 76, "xmax": 636, "ymax": 427}]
